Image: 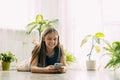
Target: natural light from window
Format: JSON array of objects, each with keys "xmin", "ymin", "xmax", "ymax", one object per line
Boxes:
[{"xmin": 0, "ymin": 0, "xmax": 35, "ymax": 29}]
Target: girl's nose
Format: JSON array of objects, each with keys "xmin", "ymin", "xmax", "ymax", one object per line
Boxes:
[{"xmin": 51, "ymin": 39, "xmax": 55, "ymax": 43}]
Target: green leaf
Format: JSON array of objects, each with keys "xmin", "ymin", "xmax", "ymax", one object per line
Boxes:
[
  {"xmin": 104, "ymin": 41, "xmax": 120, "ymax": 70},
  {"xmin": 80, "ymin": 35, "xmax": 91, "ymax": 47},
  {"xmin": 0, "ymin": 51, "xmax": 17, "ymax": 62},
  {"xmin": 25, "ymin": 22, "xmax": 37, "ymax": 28},
  {"xmin": 105, "ymin": 59, "xmax": 114, "ymax": 68},
  {"xmin": 103, "ymin": 47, "xmax": 112, "ymax": 53},
  {"xmin": 40, "ymin": 24, "xmax": 47, "ymax": 32},
  {"xmin": 36, "ymin": 14, "xmax": 44, "ymax": 23},
  {"xmin": 95, "ymin": 32, "xmax": 105, "ymax": 38},
  {"xmin": 48, "ymin": 19, "xmax": 59, "ymax": 24},
  {"xmin": 26, "ymin": 24, "xmax": 38, "ymax": 34},
  {"xmin": 64, "ymin": 49, "xmax": 76, "ymax": 65},
  {"xmin": 112, "ymin": 41, "xmax": 120, "ymax": 51},
  {"xmin": 95, "ymin": 45, "xmax": 101, "ymax": 53}
]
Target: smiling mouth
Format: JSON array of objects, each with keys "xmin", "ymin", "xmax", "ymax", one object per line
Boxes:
[{"xmin": 49, "ymin": 45, "xmax": 54, "ymax": 47}]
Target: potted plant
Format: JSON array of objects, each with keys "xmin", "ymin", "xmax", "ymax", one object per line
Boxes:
[
  {"xmin": 0, "ymin": 51, "xmax": 17, "ymax": 71},
  {"xmin": 64, "ymin": 49, "xmax": 76, "ymax": 65},
  {"xmin": 103, "ymin": 41, "xmax": 120, "ymax": 71},
  {"xmin": 80, "ymin": 32, "xmax": 105, "ymax": 70},
  {"xmin": 25, "ymin": 14, "xmax": 59, "ymax": 39}
]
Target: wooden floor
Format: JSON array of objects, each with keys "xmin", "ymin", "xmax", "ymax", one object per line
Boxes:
[{"xmin": 0, "ymin": 69, "xmax": 120, "ymax": 80}]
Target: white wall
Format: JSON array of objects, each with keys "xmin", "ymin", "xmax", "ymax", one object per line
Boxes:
[
  {"xmin": 34, "ymin": 0, "xmax": 59, "ymax": 20},
  {"xmin": 103, "ymin": 0, "xmax": 120, "ymax": 42},
  {"xmin": 0, "ymin": 28, "xmax": 39, "ymax": 63}
]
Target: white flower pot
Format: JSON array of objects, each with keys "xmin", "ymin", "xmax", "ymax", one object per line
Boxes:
[{"xmin": 86, "ymin": 60, "xmax": 96, "ymax": 71}]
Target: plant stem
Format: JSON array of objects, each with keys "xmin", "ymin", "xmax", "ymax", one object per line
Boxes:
[
  {"xmin": 88, "ymin": 37, "xmax": 94, "ymax": 60},
  {"xmin": 38, "ymin": 25, "xmax": 41, "ymax": 40},
  {"xmin": 39, "ymin": 30, "xmax": 41, "ymax": 40}
]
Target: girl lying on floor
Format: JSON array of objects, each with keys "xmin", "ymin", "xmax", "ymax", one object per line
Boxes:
[{"xmin": 16, "ymin": 27, "xmax": 67, "ymax": 73}]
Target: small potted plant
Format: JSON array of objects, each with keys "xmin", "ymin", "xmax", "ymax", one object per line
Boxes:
[
  {"xmin": 64, "ymin": 49, "xmax": 76, "ymax": 65},
  {"xmin": 80, "ymin": 32, "xmax": 105, "ymax": 70},
  {"xmin": 104, "ymin": 41, "xmax": 120, "ymax": 71},
  {"xmin": 0, "ymin": 51, "xmax": 17, "ymax": 71},
  {"xmin": 25, "ymin": 14, "xmax": 58, "ymax": 39}
]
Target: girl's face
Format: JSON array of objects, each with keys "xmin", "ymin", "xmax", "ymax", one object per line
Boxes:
[{"xmin": 44, "ymin": 32, "xmax": 58, "ymax": 50}]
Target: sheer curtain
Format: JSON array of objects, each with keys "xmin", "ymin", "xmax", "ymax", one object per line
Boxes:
[
  {"xmin": 59, "ymin": 0, "xmax": 103, "ymax": 70},
  {"xmin": 103, "ymin": 0, "xmax": 120, "ymax": 42},
  {"xmin": 0, "ymin": 0, "xmax": 36, "ymax": 29},
  {"xmin": 0, "ymin": 0, "xmax": 39, "ymax": 68}
]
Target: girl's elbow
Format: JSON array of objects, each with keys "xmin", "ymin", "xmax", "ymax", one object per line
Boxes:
[{"xmin": 30, "ymin": 66, "xmax": 36, "ymax": 73}]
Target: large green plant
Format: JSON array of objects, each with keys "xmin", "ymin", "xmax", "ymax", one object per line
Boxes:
[
  {"xmin": 80, "ymin": 32, "xmax": 105, "ymax": 60},
  {"xmin": 0, "ymin": 51, "xmax": 17, "ymax": 62},
  {"xmin": 25, "ymin": 14, "xmax": 58, "ymax": 39},
  {"xmin": 104, "ymin": 41, "xmax": 120, "ymax": 70}
]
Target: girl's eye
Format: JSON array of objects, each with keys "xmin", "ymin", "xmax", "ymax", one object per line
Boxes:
[
  {"xmin": 47, "ymin": 38, "xmax": 57, "ymax": 41},
  {"xmin": 54, "ymin": 38, "xmax": 57, "ymax": 41}
]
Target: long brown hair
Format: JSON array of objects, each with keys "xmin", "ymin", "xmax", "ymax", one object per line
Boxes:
[{"xmin": 30, "ymin": 27, "xmax": 64, "ymax": 67}]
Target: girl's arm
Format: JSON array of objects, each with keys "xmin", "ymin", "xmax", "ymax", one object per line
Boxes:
[
  {"xmin": 30, "ymin": 55, "xmax": 67, "ymax": 73},
  {"xmin": 30, "ymin": 65, "xmax": 62, "ymax": 73},
  {"xmin": 57, "ymin": 54, "xmax": 67, "ymax": 73},
  {"xmin": 30, "ymin": 55, "xmax": 63, "ymax": 73}
]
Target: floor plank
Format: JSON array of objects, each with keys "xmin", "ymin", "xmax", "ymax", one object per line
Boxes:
[{"xmin": 0, "ymin": 69, "xmax": 120, "ymax": 80}]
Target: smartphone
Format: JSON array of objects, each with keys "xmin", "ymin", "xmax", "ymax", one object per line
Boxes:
[{"xmin": 54, "ymin": 63, "xmax": 62, "ymax": 68}]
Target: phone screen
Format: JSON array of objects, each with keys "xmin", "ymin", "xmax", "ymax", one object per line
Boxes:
[{"xmin": 54, "ymin": 63, "xmax": 62, "ymax": 68}]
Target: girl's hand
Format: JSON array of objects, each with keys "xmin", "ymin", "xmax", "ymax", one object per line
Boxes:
[
  {"xmin": 46, "ymin": 65, "xmax": 66, "ymax": 73},
  {"xmin": 56, "ymin": 66, "xmax": 66, "ymax": 73},
  {"xmin": 47, "ymin": 65, "xmax": 66, "ymax": 73},
  {"xmin": 46, "ymin": 65, "xmax": 56, "ymax": 70}
]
